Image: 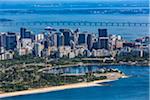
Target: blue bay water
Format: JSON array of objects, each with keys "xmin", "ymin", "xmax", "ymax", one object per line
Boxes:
[
  {"xmin": 1, "ymin": 65, "xmax": 149, "ymax": 100},
  {"xmin": 0, "ymin": 1, "xmax": 149, "ymax": 40},
  {"xmin": 0, "ymin": 14, "xmax": 149, "ymax": 40},
  {"xmin": 0, "ymin": 2, "xmax": 149, "ymax": 99}
]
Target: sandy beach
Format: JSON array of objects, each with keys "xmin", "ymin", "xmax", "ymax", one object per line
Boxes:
[
  {"xmin": 0, "ymin": 79, "xmax": 117, "ymax": 98},
  {"xmin": 0, "ymin": 72, "xmax": 127, "ymax": 99}
]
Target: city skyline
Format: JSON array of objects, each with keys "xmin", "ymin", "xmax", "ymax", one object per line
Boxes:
[
  {"xmin": 0, "ymin": 26, "xmax": 149, "ymax": 59},
  {"xmin": 0, "ymin": 0, "xmax": 149, "ymax": 99}
]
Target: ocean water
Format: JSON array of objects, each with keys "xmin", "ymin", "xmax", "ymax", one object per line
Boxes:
[
  {"xmin": 0, "ymin": 14, "xmax": 149, "ymax": 40},
  {"xmin": 1, "ymin": 65, "xmax": 149, "ymax": 100},
  {"xmin": 0, "ymin": 1, "xmax": 149, "ymax": 99},
  {"xmin": 0, "ymin": 1, "xmax": 149, "ymax": 40}
]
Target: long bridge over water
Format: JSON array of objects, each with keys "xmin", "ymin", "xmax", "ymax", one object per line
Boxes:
[{"xmin": 0, "ymin": 21, "xmax": 149, "ymax": 27}]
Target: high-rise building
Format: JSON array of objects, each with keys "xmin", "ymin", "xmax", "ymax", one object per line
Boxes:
[
  {"xmin": 57, "ymin": 33, "xmax": 64, "ymax": 47},
  {"xmin": 78, "ymin": 33, "xmax": 86, "ymax": 45},
  {"xmin": 92, "ymin": 41, "xmax": 99, "ymax": 50},
  {"xmin": 51, "ymin": 33, "xmax": 58, "ymax": 47},
  {"xmin": 35, "ymin": 33, "xmax": 44, "ymax": 42},
  {"xmin": 98, "ymin": 29, "xmax": 107, "ymax": 37},
  {"xmin": 20, "ymin": 27, "xmax": 31, "ymax": 39},
  {"xmin": 71, "ymin": 32, "xmax": 78, "ymax": 46},
  {"xmin": 0, "ymin": 33, "xmax": 6, "ymax": 48},
  {"xmin": 0, "ymin": 33, "xmax": 6, "ymax": 53},
  {"xmin": 98, "ymin": 29, "xmax": 109, "ymax": 49},
  {"xmin": 98, "ymin": 37, "xmax": 109, "ymax": 49},
  {"xmin": 60, "ymin": 29, "xmax": 72, "ymax": 46},
  {"xmin": 21, "ymin": 39, "xmax": 32, "ymax": 48},
  {"xmin": 87, "ymin": 34, "xmax": 93, "ymax": 50},
  {"xmin": 33, "ymin": 43, "xmax": 43, "ymax": 57},
  {"xmin": 44, "ymin": 40, "xmax": 49, "ymax": 49},
  {"xmin": 5, "ymin": 32, "xmax": 17, "ymax": 50}
]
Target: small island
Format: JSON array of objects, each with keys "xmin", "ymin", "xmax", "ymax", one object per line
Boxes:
[{"xmin": 0, "ymin": 18, "xmax": 13, "ymax": 22}]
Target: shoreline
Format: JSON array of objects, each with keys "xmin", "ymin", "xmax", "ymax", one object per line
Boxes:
[
  {"xmin": 51, "ymin": 63, "xmax": 149, "ymax": 69},
  {"xmin": 0, "ymin": 76, "xmax": 126, "ymax": 99}
]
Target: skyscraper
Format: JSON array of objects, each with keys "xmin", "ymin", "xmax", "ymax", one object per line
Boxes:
[
  {"xmin": 20, "ymin": 27, "xmax": 31, "ymax": 39},
  {"xmin": 51, "ymin": 33, "xmax": 58, "ymax": 47},
  {"xmin": 0, "ymin": 33, "xmax": 6, "ymax": 53},
  {"xmin": 71, "ymin": 32, "xmax": 78, "ymax": 45},
  {"xmin": 78, "ymin": 33, "xmax": 86, "ymax": 45},
  {"xmin": 87, "ymin": 34, "xmax": 93, "ymax": 50},
  {"xmin": 57, "ymin": 32, "xmax": 64, "ymax": 47},
  {"xmin": 98, "ymin": 29, "xmax": 107, "ymax": 37},
  {"xmin": 60, "ymin": 29, "xmax": 71, "ymax": 46},
  {"xmin": 33, "ymin": 43, "xmax": 43, "ymax": 57},
  {"xmin": 0, "ymin": 33, "xmax": 6, "ymax": 48},
  {"xmin": 44, "ymin": 40, "xmax": 49, "ymax": 49},
  {"xmin": 92, "ymin": 41, "xmax": 99, "ymax": 50},
  {"xmin": 98, "ymin": 37, "xmax": 109, "ymax": 49},
  {"xmin": 98, "ymin": 29, "xmax": 109, "ymax": 49},
  {"xmin": 5, "ymin": 32, "xmax": 17, "ymax": 50}
]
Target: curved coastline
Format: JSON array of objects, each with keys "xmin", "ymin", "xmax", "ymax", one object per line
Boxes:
[
  {"xmin": 0, "ymin": 62, "xmax": 144, "ymax": 99},
  {"xmin": 0, "ymin": 79, "xmax": 118, "ymax": 98},
  {"xmin": 0, "ymin": 62, "xmax": 134, "ymax": 99},
  {"xmin": 50, "ymin": 63, "xmax": 149, "ymax": 69},
  {"xmin": 0, "ymin": 74, "xmax": 127, "ymax": 99}
]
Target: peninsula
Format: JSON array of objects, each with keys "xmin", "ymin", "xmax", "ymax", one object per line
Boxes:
[{"xmin": 0, "ymin": 68, "xmax": 126, "ymax": 98}]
